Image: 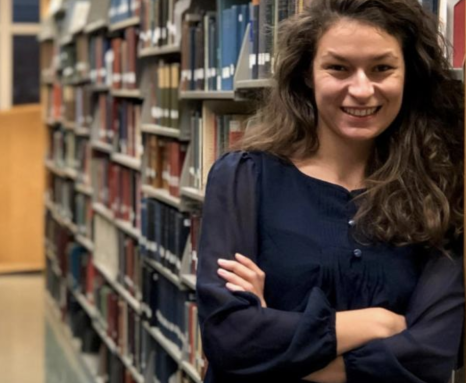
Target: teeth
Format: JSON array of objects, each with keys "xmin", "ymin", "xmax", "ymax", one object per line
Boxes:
[{"xmin": 342, "ymin": 107, "xmax": 378, "ymax": 117}]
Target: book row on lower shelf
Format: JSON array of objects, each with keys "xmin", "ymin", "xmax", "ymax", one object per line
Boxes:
[{"xmin": 45, "ymin": 207, "xmax": 207, "ymax": 383}]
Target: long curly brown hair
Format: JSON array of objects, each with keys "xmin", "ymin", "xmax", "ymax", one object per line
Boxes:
[{"xmin": 240, "ymin": 0, "xmax": 464, "ymax": 252}]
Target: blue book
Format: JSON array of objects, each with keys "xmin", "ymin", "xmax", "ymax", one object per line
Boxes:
[
  {"xmin": 237, "ymin": 4, "xmax": 250, "ymax": 60},
  {"xmin": 221, "ymin": 7, "xmax": 232, "ymax": 90},
  {"xmin": 251, "ymin": 3, "xmax": 260, "ymax": 79},
  {"xmin": 189, "ymin": 25, "xmax": 197, "ymax": 90},
  {"xmin": 207, "ymin": 14, "xmax": 217, "ymax": 90},
  {"xmin": 140, "ymin": 197, "xmax": 147, "ymax": 256},
  {"xmin": 147, "ymin": 199, "xmax": 155, "ymax": 260},
  {"xmin": 217, "ymin": 0, "xmax": 250, "ymax": 89}
]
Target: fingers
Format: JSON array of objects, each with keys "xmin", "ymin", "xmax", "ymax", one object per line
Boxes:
[
  {"xmin": 217, "ymin": 257, "xmax": 256, "ymax": 281},
  {"xmin": 234, "ymin": 253, "xmax": 265, "ymax": 278},
  {"xmin": 217, "ymin": 268, "xmax": 253, "ymax": 292},
  {"xmin": 217, "ymin": 253, "xmax": 266, "ymax": 282},
  {"xmin": 225, "ymin": 283, "xmax": 245, "ymax": 292}
]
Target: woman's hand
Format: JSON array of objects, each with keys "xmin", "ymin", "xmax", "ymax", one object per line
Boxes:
[{"xmin": 217, "ymin": 253, "xmax": 267, "ymax": 308}]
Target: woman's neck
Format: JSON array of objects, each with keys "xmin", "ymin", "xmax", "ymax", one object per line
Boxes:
[{"xmin": 293, "ymin": 129, "xmax": 373, "ymax": 192}]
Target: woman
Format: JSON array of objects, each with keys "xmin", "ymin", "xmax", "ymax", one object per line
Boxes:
[{"xmin": 196, "ymin": 1, "xmax": 464, "ymax": 382}]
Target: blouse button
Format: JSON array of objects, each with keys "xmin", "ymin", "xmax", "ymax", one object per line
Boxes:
[
  {"xmin": 348, "ymin": 219, "xmax": 355, "ymax": 227},
  {"xmin": 353, "ymin": 249, "xmax": 362, "ymax": 258}
]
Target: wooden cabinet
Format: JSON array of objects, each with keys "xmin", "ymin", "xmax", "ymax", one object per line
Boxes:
[{"xmin": 0, "ymin": 105, "xmax": 45, "ymax": 273}]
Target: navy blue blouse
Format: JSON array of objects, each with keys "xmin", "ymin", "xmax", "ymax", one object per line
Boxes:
[{"xmin": 196, "ymin": 151, "xmax": 464, "ymax": 383}]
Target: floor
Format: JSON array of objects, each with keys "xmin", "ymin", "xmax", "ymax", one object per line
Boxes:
[
  {"xmin": 1, "ymin": 273, "xmax": 464, "ymax": 383},
  {"xmin": 0, "ymin": 273, "xmax": 88, "ymax": 383}
]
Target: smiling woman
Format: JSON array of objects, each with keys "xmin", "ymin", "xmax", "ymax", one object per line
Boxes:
[
  {"xmin": 196, "ymin": 1, "xmax": 464, "ymax": 383},
  {"xmin": 312, "ymin": 20, "xmax": 405, "ymax": 145}
]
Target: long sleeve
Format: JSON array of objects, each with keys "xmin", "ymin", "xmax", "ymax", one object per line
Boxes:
[
  {"xmin": 344, "ymin": 249, "xmax": 464, "ymax": 383},
  {"xmin": 196, "ymin": 151, "xmax": 337, "ymax": 381}
]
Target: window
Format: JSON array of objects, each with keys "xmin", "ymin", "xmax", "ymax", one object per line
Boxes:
[
  {"xmin": 0, "ymin": 0, "xmax": 41, "ymax": 110},
  {"xmin": 13, "ymin": 0, "xmax": 40, "ymax": 23},
  {"xmin": 13, "ymin": 35, "xmax": 40, "ymax": 105}
]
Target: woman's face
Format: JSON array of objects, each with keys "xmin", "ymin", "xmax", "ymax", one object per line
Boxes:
[{"xmin": 312, "ymin": 19, "xmax": 405, "ymax": 144}]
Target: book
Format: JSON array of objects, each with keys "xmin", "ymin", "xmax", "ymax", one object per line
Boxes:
[{"xmin": 453, "ymin": 0, "xmax": 465, "ymax": 68}]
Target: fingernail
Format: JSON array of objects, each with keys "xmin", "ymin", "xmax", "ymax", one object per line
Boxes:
[
  {"xmin": 235, "ymin": 253, "xmax": 244, "ymax": 259},
  {"xmin": 217, "ymin": 258, "xmax": 227, "ymax": 265},
  {"xmin": 225, "ymin": 283, "xmax": 236, "ymax": 291},
  {"xmin": 217, "ymin": 268, "xmax": 227, "ymax": 275}
]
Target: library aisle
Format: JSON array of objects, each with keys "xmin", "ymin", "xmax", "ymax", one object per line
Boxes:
[{"xmin": 0, "ymin": 274, "xmax": 88, "ymax": 383}]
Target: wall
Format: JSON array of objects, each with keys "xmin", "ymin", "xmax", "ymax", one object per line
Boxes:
[{"xmin": 0, "ymin": 105, "xmax": 45, "ymax": 273}]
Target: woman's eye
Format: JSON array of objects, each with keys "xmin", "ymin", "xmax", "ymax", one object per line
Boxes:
[
  {"xmin": 374, "ymin": 65, "xmax": 394, "ymax": 72},
  {"xmin": 327, "ymin": 65, "xmax": 347, "ymax": 71}
]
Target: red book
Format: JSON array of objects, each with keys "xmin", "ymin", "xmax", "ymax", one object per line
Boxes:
[
  {"xmin": 118, "ymin": 169, "xmax": 129, "ymax": 222},
  {"xmin": 168, "ymin": 142, "xmax": 188, "ymax": 197},
  {"xmin": 109, "ymin": 164, "xmax": 119, "ymax": 215},
  {"xmin": 110, "ymin": 98, "xmax": 119, "ymax": 147},
  {"xmin": 127, "ymin": 103, "xmax": 134, "ymax": 156},
  {"xmin": 125, "ymin": 27, "xmax": 137, "ymax": 90},
  {"xmin": 453, "ymin": 0, "xmax": 465, "ymax": 68},
  {"xmin": 117, "ymin": 167, "xmax": 122, "ymax": 220},
  {"xmin": 112, "ymin": 38, "xmax": 122, "ymax": 89},
  {"xmin": 135, "ymin": 173, "xmax": 141, "ymax": 230},
  {"xmin": 168, "ymin": 142, "xmax": 177, "ymax": 196},
  {"xmin": 86, "ymin": 261, "xmax": 95, "ymax": 303},
  {"xmin": 99, "ymin": 94, "xmax": 106, "ymax": 143},
  {"xmin": 96, "ymin": 36, "xmax": 103, "ymax": 84}
]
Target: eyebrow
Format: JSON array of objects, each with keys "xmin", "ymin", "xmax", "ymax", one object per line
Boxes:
[{"xmin": 321, "ymin": 51, "xmax": 400, "ymax": 61}]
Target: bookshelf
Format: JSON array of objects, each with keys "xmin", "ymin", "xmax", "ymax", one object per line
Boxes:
[{"xmin": 39, "ymin": 0, "xmax": 465, "ymax": 382}]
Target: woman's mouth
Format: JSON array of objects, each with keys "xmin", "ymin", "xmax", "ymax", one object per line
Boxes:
[{"xmin": 341, "ymin": 106, "xmax": 382, "ymax": 117}]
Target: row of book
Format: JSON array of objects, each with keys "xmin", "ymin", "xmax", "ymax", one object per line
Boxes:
[
  {"xmin": 95, "ymin": 281, "xmax": 143, "ymax": 363},
  {"xmin": 190, "ymin": 111, "xmax": 248, "ymax": 191},
  {"xmin": 75, "ymin": 193, "xmax": 93, "ymax": 238},
  {"xmin": 61, "ymin": 44, "xmax": 78, "ymax": 82},
  {"xmin": 109, "ymin": 0, "xmax": 141, "ymax": 25},
  {"xmin": 116, "ymin": 101, "xmax": 143, "ymax": 158},
  {"xmin": 46, "ymin": 202, "xmax": 203, "ymax": 382},
  {"xmin": 48, "ymin": 176, "xmax": 75, "ymax": 222},
  {"xmin": 184, "ymin": 302, "xmax": 206, "ymax": 378},
  {"xmin": 180, "ymin": 12, "xmax": 218, "ymax": 92},
  {"xmin": 99, "ymin": 345, "xmax": 140, "ymax": 383},
  {"xmin": 45, "ymin": 213, "xmax": 74, "ymax": 273},
  {"xmin": 76, "ymin": 137, "xmax": 92, "ymax": 186},
  {"xmin": 59, "ymin": 34, "xmax": 90, "ymax": 83},
  {"xmin": 147, "ymin": 62, "xmax": 180, "ymax": 129},
  {"xmin": 117, "ymin": 231, "xmax": 143, "ymax": 299},
  {"xmin": 112, "ymin": 27, "xmax": 139, "ymax": 90},
  {"xmin": 143, "ymin": 136, "xmax": 187, "ymax": 197},
  {"xmin": 139, "ymin": 0, "xmax": 195, "ymax": 49},
  {"xmin": 91, "ymin": 157, "xmax": 142, "ymax": 228},
  {"xmin": 62, "ymin": 85, "xmax": 92, "ymax": 127},
  {"xmin": 50, "ymin": 101, "xmax": 250, "ymax": 200},
  {"xmin": 89, "ymin": 28, "xmax": 139, "ymax": 90},
  {"xmin": 140, "ymin": 199, "xmax": 190, "ymax": 276},
  {"xmin": 94, "ymin": 94, "xmax": 143, "ymax": 159},
  {"xmin": 45, "ymin": 83, "xmax": 64, "ymax": 122},
  {"xmin": 141, "ymin": 267, "xmax": 196, "ymax": 352},
  {"xmin": 49, "ymin": 128, "xmax": 76, "ymax": 170},
  {"xmin": 67, "ymin": 243, "xmax": 95, "ymax": 299},
  {"xmin": 89, "ymin": 34, "xmax": 113, "ymax": 86}
]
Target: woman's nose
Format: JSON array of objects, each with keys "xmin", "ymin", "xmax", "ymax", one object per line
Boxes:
[{"xmin": 348, "ymin": 70, "xmax": 375, "ymax": 100}]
